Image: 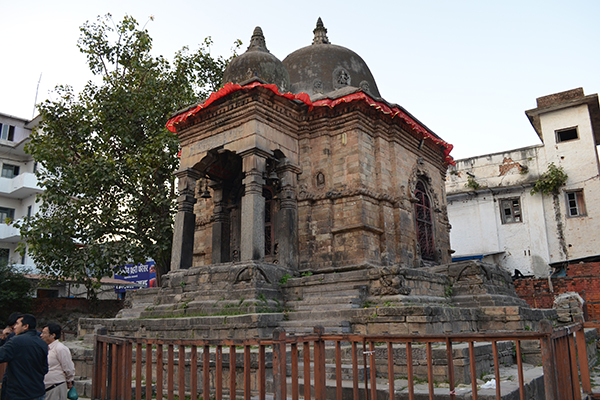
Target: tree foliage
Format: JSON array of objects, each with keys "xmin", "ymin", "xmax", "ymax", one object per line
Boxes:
[
  {"xmin": 530, "ymin": 163, "xmax": 568, "ymax": 196},
  {"xmin": 0, "ymin": 264, "xmax": 33, "ymax": 326},
  {"xmin": 17, "ymin": 14, "xmax": 239, "ymax": 291}
]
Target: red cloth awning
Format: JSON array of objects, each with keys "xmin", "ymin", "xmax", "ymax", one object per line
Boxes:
[{"xmin": 167, "ymin": 82, "xmax": 454, "ymax": 164}]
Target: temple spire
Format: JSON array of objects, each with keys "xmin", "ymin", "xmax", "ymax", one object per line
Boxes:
[
  {"xmin": 248, "ymin": 26, "xmax": 269, "ymax": 52},
  {"xmin": 312, "ymin": 17, "xmax": 330, "ymax": 45}
]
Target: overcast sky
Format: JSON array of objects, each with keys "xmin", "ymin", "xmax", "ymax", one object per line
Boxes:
[{"xmin": 2, "ymin": 0, "xmax": 599, "ymax": 160}]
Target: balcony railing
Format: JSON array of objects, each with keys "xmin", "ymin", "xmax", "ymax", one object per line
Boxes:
[{"xmin": 0, "ymin": 172, "xmax": 42, "ymax": 198}]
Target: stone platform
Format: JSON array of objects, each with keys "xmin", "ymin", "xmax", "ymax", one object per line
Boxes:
[{"xmin": 80, "ymin": 260, "xmax": 557, "ymax": 339}]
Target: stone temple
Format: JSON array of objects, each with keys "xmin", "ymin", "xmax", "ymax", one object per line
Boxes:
[{"xmin": 81, "ymin": 19, "xmax": 557, "ymax": 340}]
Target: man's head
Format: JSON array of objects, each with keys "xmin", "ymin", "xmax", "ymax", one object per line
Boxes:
[
  {"xmin": 6, "ymin": 312, "xmax": 23, "ymax": 328},
  {"xmin": 41, "ymin": 323, "xmax": 61, "ymax": 344},
  {"xmin": 13, "ymin": 314, "xmax": 36, "ymax": 335}
]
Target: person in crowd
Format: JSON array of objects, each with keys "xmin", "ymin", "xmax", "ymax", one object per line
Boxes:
[
  {"xmin": 0, "ymin": 314, "xmax": 48, "ymax": 400},
  {"xmin": 41, "ymin": 323, "xmax": 75, "ymax": 400},
  {"xmin": 0, "ymin": 312, "xmax": 23, "ymax": 346},
  {"xmin": 0, "ymin": 312, "xmax": 24, "ymax": 400}
]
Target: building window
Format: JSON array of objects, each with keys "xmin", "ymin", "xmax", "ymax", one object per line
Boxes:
[
  {"xmin": 0, "ymin": 124, "xmax": 15, "ymax": 141},
  {"xmin": 500, "ymin": 198, "xmax": 522, "ymax": 224},
  {"xmin": 0, "ymin": 207, "xmax": 15, "ymax": 223},
  {"xmin": 0, "ymin": 248, "xmax": 8, "ymax": 266},
  {"xmin": 414, "ymin": 181, "xmax": 435, "ymax": 261},
  {"xmin": 566, "ymin": 190, "xmax": 586, "ymax": 217},
  {"xmin": 1, "ymin": 164, "xmax": 19, "ymax": 178},
  {"xmin": 556, "ymin": 127, "xmax": 578, "ymax": 143}
]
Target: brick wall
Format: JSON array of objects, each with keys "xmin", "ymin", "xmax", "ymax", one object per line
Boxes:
[{"xmin": 514, "ymin": 262, "xmax": 600, "ymax": 319}]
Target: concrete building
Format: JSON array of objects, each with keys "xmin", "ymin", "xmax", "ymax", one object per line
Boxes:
[
  {"xmin": 0, "ymin": 112, "xmax": 43, "ymax": 269},
  {"xmin": 446, "ymin": 88, "xmax": 600, "ymax": 278}
]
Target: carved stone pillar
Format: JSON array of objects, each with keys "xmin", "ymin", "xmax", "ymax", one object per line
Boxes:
[
  {"xmin": 171, "ymin": 168, "xmax": 201, "ymax": 270},
  {"xmin": 275, "ymin": 161, "xmax": 301, "ymax": 270},
  {"xmin": 211, "ymin": 182, "xmax": 230, "ymax": 264},
  {"xmin": 240, "ymin": 150, "xmax": 267, "ymax": 261}
]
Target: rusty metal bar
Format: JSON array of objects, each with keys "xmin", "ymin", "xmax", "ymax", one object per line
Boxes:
[
  {"xmin": 168, "ymin": 344, "xmax": 174, "ymax": 400},
  {"xmin": 540, "ymin": 320, "xmax": 558, "ymax": 400},
  {"xmin": 369, "ymin": 341, "xmax": 377, "ymax": 400},
  {"xmin": 203, "ymin": 345, "xmax": 210, "ymax": 400},
  {"xmin": 216, "ymin": 345, "xmax": 223, "ymax": 400},
  {"xmin": 135, "ymin": 342, "xmax": 142, "ymax": 400},
  {"xmin": 387, "ymin": 342, "xmax": 394, "ymax": 400},
  {"xmin": 426, "ymin": 342, "xmax": 434, "ymax": 400},
  {"xmin": 125, "ymin": 341, "xmax": 133, "ymax": 400},
  {"xmin": 555, "ymin": 336, "xmax": 570, "ymax": 400},
  {"xmin": 145, "ymin": 343, "xmax": 152, "ymax": 400},
  {"xmin": 351, "ymin": 341, "xmax": 359, "ymax": 400},
  {"xmin": 156, "ymin": 344, "xmax": 163, "ymax": 400},
  {"xmin": 272, "ymin": 329, "xmax": 286, "ymax": 400},
  {"xmin": 259, "ymin": 344, "xmax": 266, "ymax": 400},
  {"xmin": 229, "ymin": 345, "xmax": 236, "ymax": 400},
  {"xmin": 179, "ymin": 345, "xmax": 185, "ymax": 400},
  {"xmin": 515, "ymin": 340, "xmax": 525, "ymax": 400},
  {"xmin": 406, "ymin": 342, "xmax": 414, "ymax": 400},
  {"xmin": 446, "ymin": 338, "xmax": 455, "ymax": 400},
  {"xmin": 568, "ymin": 334, "xmax": 582, "ymax": 400},
  {"xmin": 303, "ymin": 342, "xmax": 311, "ymax": 400},
  {"xmin": 575, "ymin": 325, "xmax": 592, "ymax": 395},
  {"xmin": 469, "ymin": 341, "xmax": 478, "ymax": 400},
  {"xmin": 336, "ymin": 340, "xmax": 342, "ymax": 400},
  {"xmin": 111, "ymin": 343, "xmax": 117, "ymax": 400},
  {"xmin": 362, "ymin": 340, "xmax": 369, "ymax": 400},
  {"xmin": 491, "ymin": 341, "xmax": 501, "ymax": 400},
  {"xmin": 191, "ymin": 345, "xmax": 197, "ymax": 400},
  {"xmin": 244, "ymin": 345, "xmax": 251, "ymax": 400},
  {"xmin": 291, "ymin": 342, "xmax": 299, "ymax": 400},
  {"xmin": 314, "ymin": 328, "xmax": 325, "ymax": 400}
]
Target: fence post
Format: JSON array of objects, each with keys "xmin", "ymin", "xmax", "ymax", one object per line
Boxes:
[
  {"xmin": 539, "ymin": 319, "xmax": 557, "ymax": 400},
  {"xmin": 272, "ymin": 328, "xmax": 287, "ymax": 400},
  {"xmin": 574, "ymin": 315, "xmax": 592, "ymax": 395},
  {"xmin": 92, "ymin": 326, "xmax": 108, "ymax": 400},
  {"xmin": 313, "ymin": 326, "xmax": 326, "ymax": 400}
]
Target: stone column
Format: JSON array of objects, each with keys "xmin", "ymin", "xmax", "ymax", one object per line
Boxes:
[
  {"xmin": 275, "ymin": 161, "xmax": 301, "ymax": 270},
  {"xmin": 240, "ymin": 150, "xmax": 267, "ymax": 261},
  {"xmin": 211, "ymin": 182, "xmax": 230, "ymax": 264},
  {"xmin": 171, "ymin": 168, "xmax": 201, "ymax": 270}
]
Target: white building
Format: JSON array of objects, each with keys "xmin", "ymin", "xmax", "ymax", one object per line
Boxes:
[
  {"xmin": 0, "ymin": 112, "xmax": 43, "ymax": 269},
  {"xmin": 446, "ymin": 88, "xmax": 600, "ymax": 278}
]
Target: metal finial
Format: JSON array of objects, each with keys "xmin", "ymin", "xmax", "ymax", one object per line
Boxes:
[
  {"xmin": 247, "ymin": 26, "xmax": 269, "ymax": 52},
  {"xmin": 312, "ymin": 17, "xmax": 330, "ymax": 45}
]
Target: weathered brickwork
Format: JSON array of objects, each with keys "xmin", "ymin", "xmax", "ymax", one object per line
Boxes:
[{"xmin": 514, "ymin": 262, "xmax": 600, "ymax": 314}]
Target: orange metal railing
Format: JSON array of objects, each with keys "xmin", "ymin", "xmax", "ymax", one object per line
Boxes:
[{"xmin": 92, "ymin": 321, "xmax": 600, "ymax": 400}]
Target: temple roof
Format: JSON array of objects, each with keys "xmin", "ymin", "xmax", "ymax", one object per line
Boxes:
[{"xmin": 283, "ymin": 18, "xmax": 381, "ymax": 99}]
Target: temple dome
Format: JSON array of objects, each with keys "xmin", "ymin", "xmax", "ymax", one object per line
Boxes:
[
  {"xmin": 222, "ymin": 27, "xmax": 290, "ymax": 93},
  {"xmin": 283, "ymin": 18, "xmax": 381, "ymax": 99}
]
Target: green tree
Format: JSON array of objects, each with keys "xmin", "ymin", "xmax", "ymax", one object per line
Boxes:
[
  {"xmin": 0, "ymin": 264, "xmax": 32, "ymax": 326},
  {"xmin": 16, "ymin": 14, "xmax": 238, "ymax": 293}
]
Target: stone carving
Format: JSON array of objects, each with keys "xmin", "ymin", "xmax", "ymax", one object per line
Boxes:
[
  {"xmin": 313, "ymin": 80, "xmax": 324, "ymax": 94},
  {"xmin": 316, "ymin": 172, "xmax": 325, "ymax": 187},
  {"xmin": 333, "ymin": 67, "xmax": 351, "ymax": 88},
  {"xmin": 234, "ymin": 265, "xmax": 270, "ymax": 284},
  {"xmin": 370, "ymin": 267, "xmax": 411, "ymax": 296},
  {"xmin": 359, "ymin": 80, "xmax": 370, "ymax": 93}
]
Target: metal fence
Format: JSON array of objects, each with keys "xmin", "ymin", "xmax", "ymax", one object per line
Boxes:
[{"xmin": 90, "ymin": 320, "xmax": 600, "ymax": 400}]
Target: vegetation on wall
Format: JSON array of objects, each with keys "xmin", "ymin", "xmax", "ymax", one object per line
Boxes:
[{"xmin": 530, "ymin": 163, "xmax": 568, "ymax": 195}]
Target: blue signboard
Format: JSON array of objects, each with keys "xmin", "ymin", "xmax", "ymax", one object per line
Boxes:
[{"xmin": 114, "ymin": 260, "xmax": 156, "ymax": 293}]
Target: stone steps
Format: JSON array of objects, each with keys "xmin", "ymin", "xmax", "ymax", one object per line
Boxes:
[{"xmin": 285, "ymin": 295, "xmax": 362, "ymax": 311}]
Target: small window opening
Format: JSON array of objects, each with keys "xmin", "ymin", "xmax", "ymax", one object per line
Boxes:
[
  {"xmin": 556, "ymin": 127, "xmax": 578, "ymax": 143},
  {"xmin": 500, "ymin": 198, "xmax": 522, "ymax": 224},
  {"xmin": 566, "ymin": 190, "xmax": 586, "ymax": 217}
]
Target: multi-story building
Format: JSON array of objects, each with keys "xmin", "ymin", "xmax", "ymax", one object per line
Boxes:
[
  {"xmin": 0, "ymin": 112, "xmax": 43, "ymax": 269},
  {"xmin": 446, "ymin": 88, "xmax": 600, "ymax": 278}
]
